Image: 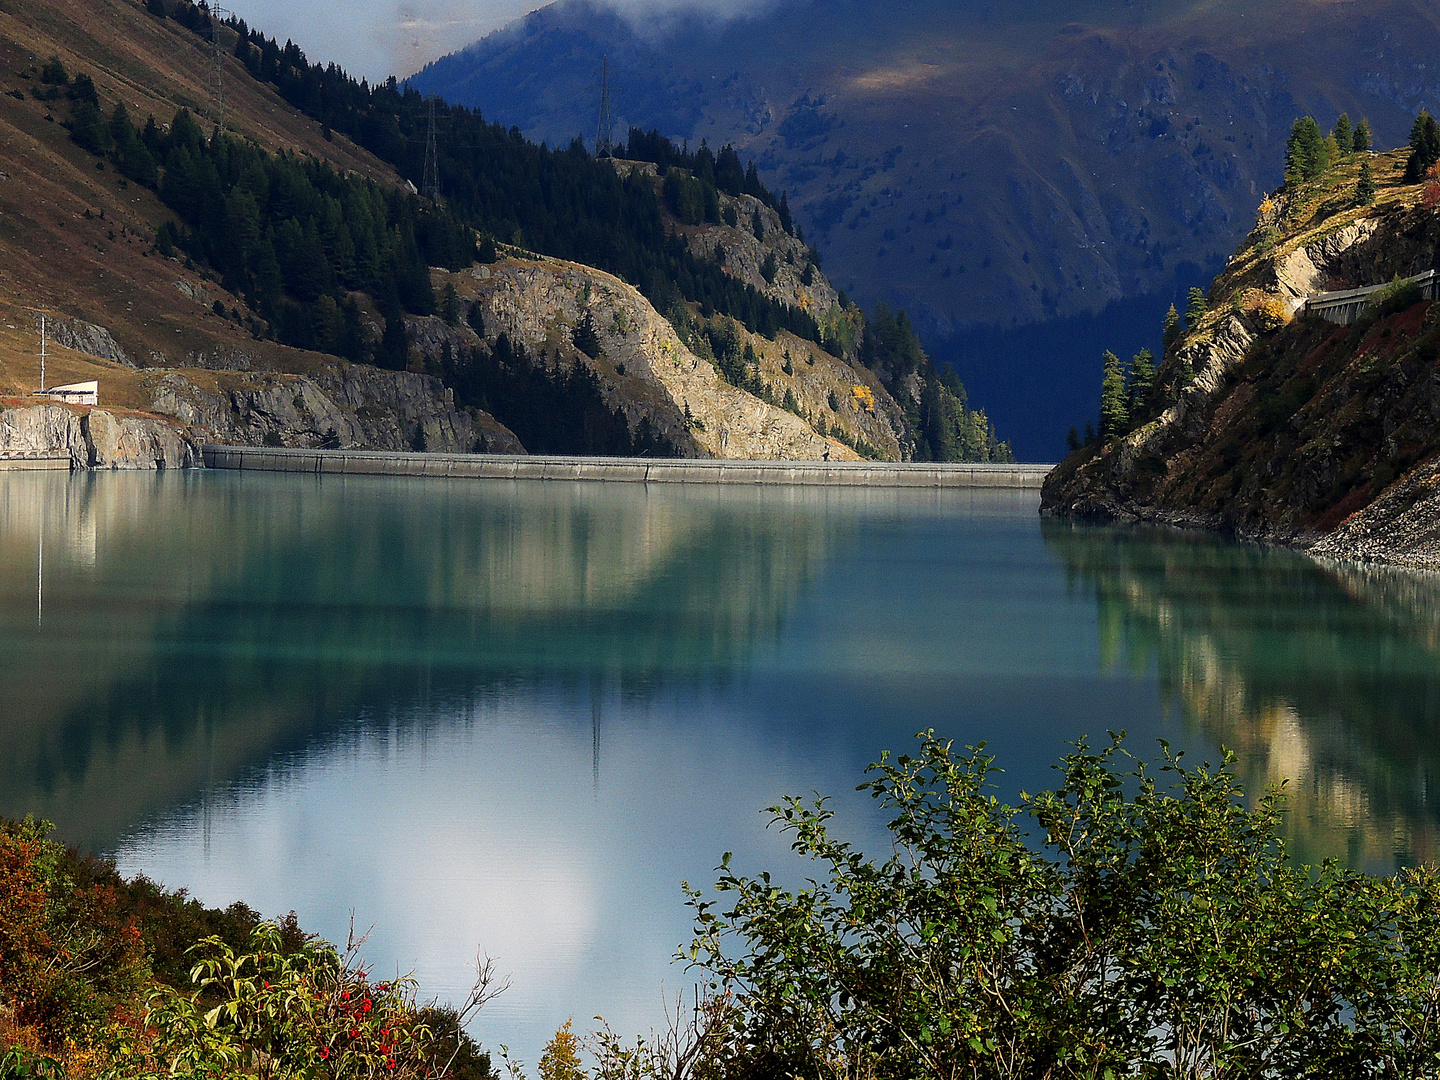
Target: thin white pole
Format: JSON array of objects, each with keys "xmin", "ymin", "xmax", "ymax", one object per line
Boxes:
[{"xmin": 38, "ymin": 314, "xmax": 45, "ymax": 393}]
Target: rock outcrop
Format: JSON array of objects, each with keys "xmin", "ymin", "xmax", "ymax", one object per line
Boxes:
[
  {"xmin": 1042, "ymin": 148, "xmax": 1440, "ymax": 568},
  {"xmin": 143, "ymin": 364, "xmax": 524, "ymax": 455},
  {"xmin": 457, "ymin": 256, "xmax": 861, "ymax": 460},
  {"xmin": 48, "ymin": 317, "xmax": 133, "ymax": 368},
  {"xmin": 0, "ymin": 404, "xmax": 196, "ymax": 468}
]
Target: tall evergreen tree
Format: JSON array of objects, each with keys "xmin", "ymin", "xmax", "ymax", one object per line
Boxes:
[
  {"xmin": 1129, "ymin": 348, "xmax": 1156, "ymax": 416},
  {"xmin": 1162, "ymin": 302, "xmax": 1182, "ymax": 347},
  {"xmin": 1353, "ymin": 118, "xmax": 1372, "ymax": 153},
  {"xmin": 1356, "ymin": 160, "xmax": 1377, "ymax": 207},
  {"xmin": 1099, "ymin": 350, "xmax": 1129, "ymax": 441},
  {"xmin": 1186, "ymin": 287, "xmax": 1209, "ymax": 330},
  {"xmin": 1332, "ymin": 114, "xmax": 1353, "ymax": 156},
  {"xmin": 1405, "ymin": 110, "xmax": 1440, "ymax": 182},
  {"xmin": 1284, "ymin": 117, "xmax": 1326, "ymax": 186}
]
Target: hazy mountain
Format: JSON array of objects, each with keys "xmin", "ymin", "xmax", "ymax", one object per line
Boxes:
[{"xmin": 413, "ymin": 0, "xmax": 1440, "ymax": 456}]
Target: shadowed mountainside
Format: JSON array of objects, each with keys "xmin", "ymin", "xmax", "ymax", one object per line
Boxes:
[{"xmin": 412, "ymin": 0, "xmax": 1440, "ymax": 456}]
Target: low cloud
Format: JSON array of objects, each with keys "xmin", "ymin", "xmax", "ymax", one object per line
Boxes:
[{"xmin": 230, "ymin": 0, "xmax": 783, "ymax": 82}]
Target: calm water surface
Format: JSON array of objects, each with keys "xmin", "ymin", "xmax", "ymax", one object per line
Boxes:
[{"xmin": 1, "ymin": 472, "xmax": 1437, "ymax": 1060}]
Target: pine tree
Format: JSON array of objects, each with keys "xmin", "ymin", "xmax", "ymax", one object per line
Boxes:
[
  {"xmin": 1356, "ymin": 160, "xmax": 1377, "ymax": 206},
  {"xmin": 1322, "ymin": 133, "xmax": 1340, "ymax": 168},
  {"xmin": 1405, "ymin": 110, "xmax": 1440, "ymax": 182},
  {"xmin": 1332, "ymin": 113, "xmax": 1353, "ymax": 155},
  {"xmin": 1186, "ymin": 287, "xmax": 1209, "ymax": 329},
  {"xmin": 441, "ymin": 281, "xmax": 461, "ymax": 325},
  {"xmin": 1129, "ymin": 348, "xmax": 1156, "ymax": 416},
  {"xmin": 1163, "ymin": 302, "xmax": 1182, "ymax": 347},
  {"xmin": 1284, "ymin": 116, "xmax": 1326, "ymax": 186},
  {"xmin": 1099, "ymin": 350, "xmax": 1130, "ymax": 440},
  {"xmin": 1353, "ymin": 118, "xmax": 1372, "ymax": 153}
]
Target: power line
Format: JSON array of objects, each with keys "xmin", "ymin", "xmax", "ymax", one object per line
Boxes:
[
  {"xmin": 422, "ymin": 96, "xmax": 439, "ymax": 201},
  {"xmin": 595, "ymin": 56, "xmax": 613, "ymax": 158},
  {"xmin": 207, "ymin": 3, "xmax": 231, "ymax": 136}
]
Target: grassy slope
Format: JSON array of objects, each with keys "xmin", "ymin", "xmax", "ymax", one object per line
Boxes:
[{"xmin": 0, "ymin": 0, "xmax": 408, "ymax": 411}]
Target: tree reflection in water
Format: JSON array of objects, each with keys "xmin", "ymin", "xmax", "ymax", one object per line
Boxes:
[{"xmin": 1044, "ymin": 518, "xmax": 1440, "ymax": 872}]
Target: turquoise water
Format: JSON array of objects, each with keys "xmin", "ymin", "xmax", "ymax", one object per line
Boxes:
[{"xmin": 1, "ymin": 471, "xmax": 1437, "ymax": 1061}]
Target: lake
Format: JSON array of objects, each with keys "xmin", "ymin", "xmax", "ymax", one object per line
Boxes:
[{"xmin": 1, "ymin": 471, "xmax": 1437, "ymax": 1063}]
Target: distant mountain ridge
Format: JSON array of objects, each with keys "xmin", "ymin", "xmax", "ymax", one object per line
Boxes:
[{"xmin": 412, "ymin": 0, "xmax": 1440, "ymax": 456}]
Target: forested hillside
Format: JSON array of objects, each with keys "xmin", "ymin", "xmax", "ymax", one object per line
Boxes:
[
  {"xmin": 410, "ymin": 0, "xmax": 1440, "ymax": 458},
  {"xmin": 0, "ymin": 0, "xmax": 1013, "ymax": 462},
  {"xmin": 1043, "ymin": 118, "xmax": 1440, "ymax": 567}
]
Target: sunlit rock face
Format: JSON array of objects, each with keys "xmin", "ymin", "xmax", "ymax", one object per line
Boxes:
[{"xmin": 452, "ymin": 255, "xmax": 902, "ymax": 460}]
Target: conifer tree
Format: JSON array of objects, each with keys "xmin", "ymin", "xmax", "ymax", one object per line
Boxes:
[
  {"xmin": 1322, "ymin": 133, "xmax": 1341, "ymax": 168},
  {"xmin": 1332, "ymin": 114, "xmax": 1352, "ymax": 155},
  {"xmin": 1129, "ymin": 348, "xmax": 1156, "ymax": 416},
  {"xmin": 1284, "ymin": 116, "xmax": 1326, "ymax": 186},
  {"xmin": 1162, "ymin": 302, "xmax": 1182, "ymax": 347},
  {"xmin": 1356, "ymin": 160, "xmax": 1377, "ymax": 206},
  {"xmin": 1405, "ymin": 110, "xmax": 1440, "ymax": 182},
  {"xmin": 1099, "ymin": 350, "xmax": 1129, "ymax": 441},
  {"xmin": 1353, "ymin": 118, "xmax": 1372, "ymax": 153},
  {"xmin": 1186, "ymin": 287, "xmax": 1209, "ymax": 329}
]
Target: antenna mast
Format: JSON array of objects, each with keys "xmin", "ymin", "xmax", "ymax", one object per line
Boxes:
[
  {"xmin": 38, "ymin": 313, "xmax": 45, "ymax": 393},
  {"xmin": 422, "ymin": 97, "xmax": 440, "ymax": 201},
  {"xmin": 595, "ymin": 56, "xmax": 613, "ymax": 157},
  {"xmin": 207, "ymin": 2, "xmax": 230, "ymax": 136}
]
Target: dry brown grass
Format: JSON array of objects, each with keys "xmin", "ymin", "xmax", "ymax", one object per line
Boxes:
[{"xmin": 0, "ymin": 0, "xmax": 409, "ymax": 394}]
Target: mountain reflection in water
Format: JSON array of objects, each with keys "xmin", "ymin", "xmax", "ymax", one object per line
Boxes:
[
  {"xmin": 1043, "ymin": 519, "xmax": 1440, "ymax": 872},
  {"xmin": 0, "ymin": 470, "xmax": 853, "ymax": 853}
]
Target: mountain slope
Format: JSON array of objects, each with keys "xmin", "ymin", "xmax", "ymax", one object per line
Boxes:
[
  {"xmin": 1041, "ymin": 142, "xmax": 1440, "ymax": 568},
  {"xmin": 0, "ymin": 0, "xmax": 1014, "ymax": 462},
  {"xmin": 412, "ymin": 0, "xmax": 1440, "ymax": 456},
  {"xmin": 0, "ymin": 0, "xmax": 525, "ymax": 455}
]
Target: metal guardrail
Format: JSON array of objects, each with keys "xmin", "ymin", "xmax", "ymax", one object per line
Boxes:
[
  {"xmin": 0, "ymin": 452, "xmax": 71, "ymax": 471},
  {"xmin": 201, "ymin": 445, "xmax": 1054, "ymax": 489},
  {"xmin": 1303, "ymin": 269, "xmax": 1440, "ymax": 326}
]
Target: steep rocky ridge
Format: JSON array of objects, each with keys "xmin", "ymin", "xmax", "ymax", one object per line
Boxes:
[
  {"xmin": 441, "ymin": 255, "xmax": 899, "ymax": 460},
  {"xmin": 608, "ymin": 160, "xmax": 842, "ymax": 321},
  {"xmin": 1042, "ymin": 146, "xmax": 1440, "ymax": 568},
  {"xmin": 413, "ymin": 0, "xmax": 1440, "ymax": 332}
]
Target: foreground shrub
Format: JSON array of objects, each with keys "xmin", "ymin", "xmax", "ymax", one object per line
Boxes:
[
  {"xmin": 0, "ymin": 817, "xmax": 498, "ymax": 1079},
  {"xmin": 682, "ymin": 733, "xmax": 1440, "ymax": 1079},
  {"xmin": 115, "ymin": 924, "xmax": 500, "ymax": 1079}
]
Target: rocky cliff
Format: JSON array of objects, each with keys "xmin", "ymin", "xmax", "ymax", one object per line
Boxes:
[
  {"xmin": 143, "ymin": 363, "xmax": 523, "ymax": 454},
  {"xmin": 443, "ymin": 254, "xmax": 908, "ymax": 460},
  {"xmin": 1, "ymin": 338, "xmax": 526, "ymax": 467},
  {"xmin": 0, "ymin": 403, "xmax": 196, "ymax": 469},
  {"xmin": 1042, "ymin": 147, "xmax": 1440, "ymax": 568}
]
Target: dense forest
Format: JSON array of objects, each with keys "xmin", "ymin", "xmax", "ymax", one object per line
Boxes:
[
  {"xmin": 51, "ymin": 0, "xmax": 1015, "ymax": 462},
  {"xmin": 173, "ymin": 0, "xmax": 821, "ymax": 344}
]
